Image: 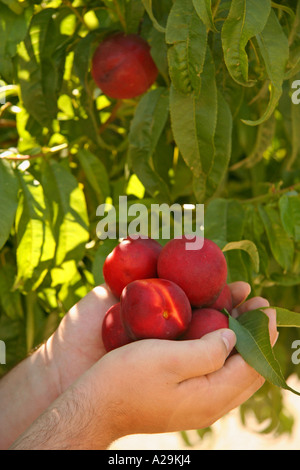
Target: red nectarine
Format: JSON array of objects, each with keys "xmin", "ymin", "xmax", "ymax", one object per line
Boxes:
[
  {"xmin": 102, "ymin": 303, "xmax": 133, "ymax": 352},
  {"xmin": 120, "ymin": 278, "xmax": 192, "ymax": 340},
  {"xmin": 157, "ymin": 236, "xmax": 228, "ymax": 307},
  {"xmin": 91, "ymin": 32, "xmax": 158, "ymax": 99},
  {"xmin": 209, "ymin": 284, "xmax": 233, "ymax": 313},
  {"xmin": 181, "ymin": 308, "xmax": 229, "ymax": 340},
  {"xmin": 103, "ymin": 236, "xmax": 162, "ymax": 298}
]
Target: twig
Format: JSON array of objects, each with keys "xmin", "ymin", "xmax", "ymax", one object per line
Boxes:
[
  {"xmin": 0, "ymin": 143, "xmax": 68, "ymax": 161},
  {"xmin": 98, "ymin": 100, "xmax": 123, "ymax": 135},
  {"xmin": 0, "ymin": 102, "xmax": 12, "ymax": 117},
  {"xmin": 242, "ymin": 182, "xmax": 300, "ymax": 205},
  {"xmin": 0, "ymin": 119, "xmax": 16, "ymax": 128}
]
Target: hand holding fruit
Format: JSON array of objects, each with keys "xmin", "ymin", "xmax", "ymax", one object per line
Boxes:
[{"xmin": 76, "ymin": 285, "xmax": 277, "ymax": 442}]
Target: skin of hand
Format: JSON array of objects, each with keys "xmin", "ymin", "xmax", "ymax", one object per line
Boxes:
[
  {"xmin": 46, "ymin": 284, "xmax": 118, "ymax": 395},
  {"xmin": 74, "ymin": 284, "xmax": 278, "ymax": 439},
  {"xmin": 47, "ymin": 281, "xmax": 277, "ymax": 396},
  {"xmin": 9, "ymin": 282, "xmax": 278, "ymax": 450}
]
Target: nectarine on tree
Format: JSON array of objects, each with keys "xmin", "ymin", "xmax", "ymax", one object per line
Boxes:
[
  {"xmin": 91, "ymin": 32, "xmax": 158, "ymax": 99},
  {"xmin": 157, "ymin": 236, "xmax": 228, "ymax": 307},
  {"xmin": 120, "ymin": 278, "xmax": 192, "ymax": 340},
  {"xmin": 103, "ymin": 236, "xmax": 162, "ymax": 298}
]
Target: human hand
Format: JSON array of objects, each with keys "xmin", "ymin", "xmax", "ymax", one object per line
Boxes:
[
  {"xmin": 10, "ymin": 281, "xmax": 277, "ymax": 450},
  {"xmin": 46, "ymin": 284, "xmax": 118, "ymax": 394},
  {"xmin": 79, "ymin": 282, "xmax": 278, "ymax": 441}
]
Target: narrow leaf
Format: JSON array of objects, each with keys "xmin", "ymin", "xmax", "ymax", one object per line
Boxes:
[
  {"xmin": 242, "ymin": 9, "xmax": 289, "ymax": 126},
  {"xmin": 128, "ymin": 87, "xmax": 171, "ymax": 202},
  {"xmin": 274, "ymin": 307, "xmax": 300, "ymax": 328},
  {"xmin": 203, "ymin": 90, "xmax": 232, "ymax": 199},
  {"xmin": 279, "ymin": 194, "xmax": 300, "ymax": 242},
  {"xmin": 76, "ymin": 148, "xmax": 110, "ymax": 205},
  {"xmin": 0, "ymin": 3, "xmax": 30, "ymax": 82},
  {"xmin": 15, "ymin": 172, "xmax": 56, "ymax": 290},
  {"xmin": 228, "ymin": 309, "xmax": 300, "ymax": 396},
  {"xmin": 166, "ymin": 0, "xmax": 207, "ymax": 95},
  {"xmin": 222, "ymin": 0, "xmax": 271, "ymax": 86},
  {"xmin": 170, "ymin": 47, "xmax": 217, "ymax": 188},
  {"xmin": 222, "ymin": 239, "xmax": 260, "ymax": 272},
  {"xmin": 0, "ymin": 159, "xmax": 19, "ymax": 249},
  {"xmin": 42, "ymin": 161, "xmax": 89, "ymax": 266},
  {"xmin": 258, "ymin": 204, "xmax": 294, "ymax": 271},
  {"xmin": 192, "ymin": 0, "xmax": 216, "ymax": 31},
  {"xmin": 142, "ymin": 0, "xmax": 166, "ymax": 32}
]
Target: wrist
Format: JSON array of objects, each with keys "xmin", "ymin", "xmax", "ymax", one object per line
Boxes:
[
  {"xmin": 10, "ymin": 359, "xmax": 121, "ymax": 450},
  {"xmin": 0, "ymin": 341, "xmax": 61, "ymax": 449}
]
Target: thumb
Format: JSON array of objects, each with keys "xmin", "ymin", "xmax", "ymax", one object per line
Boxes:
[{"xmin": 169, "ymin": 329, "xmax": 236, "ymax": 382}]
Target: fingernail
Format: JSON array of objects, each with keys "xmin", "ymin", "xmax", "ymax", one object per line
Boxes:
[{"xmin": 221, "ymin": 329, "xmax": 236, "ymax": 354}]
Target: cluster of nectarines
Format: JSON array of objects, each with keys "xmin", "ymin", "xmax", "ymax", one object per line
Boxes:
[{"xmin": 102, "ymin": 236, "xmax": 233, "ymax": 352}]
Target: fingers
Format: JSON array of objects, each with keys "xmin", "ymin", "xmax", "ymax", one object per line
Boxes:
[
  {"xmin": 232, "ymin": 295, "xmax": 278, "ymax": 346},
  {"xmin": 233, "ymin": 295, "xmax": 270, "ymax": 317},
  {"xmin": 228, "ymin": 281, "xmax": 251, "ymax": 309},
  {"xmin": 177, "ymin": 352, "xmax": 265, "ymax": 430},
  {"xmin": 162, "ymin": 329, "xmax": 236, "ymax": 382}
]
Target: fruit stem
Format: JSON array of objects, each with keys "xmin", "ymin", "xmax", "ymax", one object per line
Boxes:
[{"xmin": 112, "ymin": 0, "xmax": 127, "ymax": 32}]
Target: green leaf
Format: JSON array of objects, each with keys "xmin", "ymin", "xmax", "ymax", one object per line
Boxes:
[
  {"xmin": 15, "ymin": 171, "xmax": 56, "ymax": 290},
  {"xmin": 204, "ymin": 198, "xmax": 249, "ymax": 282},
  {"xmin": 202, "ymin": 90, "xmax": 232, "ymax": 199},
  {"xmin": 0, "ymin": 3, "xmax": 30, "ymax": 82},
  {"xmin": 242, "ymin": 9, "xmax": 289, "ymax": 126},
  {"xmin": 258, "ymin": 204, "xmax": 294, "ymax": 271},
  {"xmin": 128, "ymin": 87, "xmax": 171, "ymax": 202},
  {"xmin": 142, "ymin": 0, "xmax": 166, "ymax": 32},
  {"xmin": 0, "ymin": 264, "xmax": 23, "ymax": 319},
  {"xmin": 274, "ymin": 307, "xmax": 300, "ymax": 328},
  {"xmin": 166, "ymin": 0, "xmax": 207, "ymax": 95},
  {"xmin": 170, "ymin": 47, "xmax": 217, "ymax": 191},
  {"xmin": 221, "ymin": 0, "xmax": 271, "ymax": 86},
  {"xmin": 73, "ymin": 30, "xmax": 101, "ymax": 87},
  {"xmin": 228, "ymin": 309, "xmax": 300, "ymax": 396},
  {"xmin": 222, "ymin": 239, "xmax": 260, "ymax": 272},
  {"xmin": 279, "ymin": 194, "xmax": 300, "ymax": 242},
  {"xmin": 92, "ymin": 239, "xmax": 119, "ymax": 286},
  {"xmin": 76, "ymin": 148, "xmax": 110, "ymax": 205},
  {"xmin": 204, "ymin": 198, "xmax": 245, "ymax": 246},
  {"xmin": 192, "ymin": 0, "xmax": 216, "ymax": 31},
  {"xmin": 17, "ymin": 8, "xmax": 67, "ymax": 127},
  {"xmin": 41, "ymin": 161, "xmax": 89, "ymax": 266},
  {"xmin": 286, "ymin": 2, "xmax": 300, "ymax": 79},
  {"xmin": 122, "ymin": 0, "xmax": 145, "ymax": 33},
  {"xmin": 270, "ymin": 273, "xmax": 300, "ymax": 287},
  {"xmin": 0, "ymin": 159, "xmax": 19, "ymax": 249}
]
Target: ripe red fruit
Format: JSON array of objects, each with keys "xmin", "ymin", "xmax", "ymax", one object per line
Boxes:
[
  {"xmin": 120, "ymin": 278, "xmax": 192, "ymax": 340},
  {"xmin": 209, "ymin": 284, "xmax": 233, "ymax": 313},
  {"xmin": 157, "ymin": 236, "xmax": 228, "ymax": 307},
  {"xmin": 103, "ymin": 236, "xmax": 162, "ymax": 298},
  {"xmin": 181, "ymin": 308, "xmax": 229, "ymax": 340},
  {"xmin": 91, "ymin": 32, "xmax": 158, "ymax": 99},
  {"xmin": 102, "ymin": 303, "xmax": 133, "ymax": 352}
]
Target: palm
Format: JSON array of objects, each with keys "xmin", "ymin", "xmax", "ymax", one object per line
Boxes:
[{"xmin": 51, "ymin": 285, "xmax": 117, "ymax": 392}]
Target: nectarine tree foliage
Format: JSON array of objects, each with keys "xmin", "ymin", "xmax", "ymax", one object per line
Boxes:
[{"xmin": 1, "ymin": 0, "xmax": 300, "ymax": 440}]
